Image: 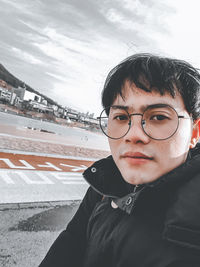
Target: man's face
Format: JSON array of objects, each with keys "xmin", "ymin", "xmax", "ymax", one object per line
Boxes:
[{"xmin": 108, "ymin": 81, "xmax": 194, "ymax": 185}]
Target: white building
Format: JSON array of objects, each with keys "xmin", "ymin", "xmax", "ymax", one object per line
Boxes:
[
  {"xmin": 0, "ymin": 87, "xmax": 11, "ymax": 102},
  {"xmin": 24, "ymin": 90, "xmax": 41, "ymax": 102}
]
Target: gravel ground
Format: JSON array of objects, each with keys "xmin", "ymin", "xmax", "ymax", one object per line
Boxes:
[{"xmin": 0, "ymin": 201, "xmax": 80, "ymax": 267}]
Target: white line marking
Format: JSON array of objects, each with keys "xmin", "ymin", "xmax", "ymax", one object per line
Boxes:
[
  {"xmin": 0, "ymin": 171, "xmax": 15, "ymax": 184},
  {"xmin": 17, "ymin": 171, "xmax": 54, "ymax": 184},
  {"xmin": 60, "ymin": 163, "xmax": 87, "ymax": 171},
  {"xmin": 37, "ymin": 162, "xmax": 62, "ymax": 171},
  {"xmin": 0, "ymin": 158, "xmax": 35, "ymax": 169},
  {"xmin": 0, "ymin": 169, "xmax": 86, "ymax": 185}
]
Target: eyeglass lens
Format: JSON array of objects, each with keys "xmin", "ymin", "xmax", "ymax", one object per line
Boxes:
[{"xmin": 99, "ymin": 106, "xmax": 179, "ymax": 140}]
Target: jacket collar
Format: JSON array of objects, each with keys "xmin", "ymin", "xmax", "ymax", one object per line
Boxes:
[
  {"xmin": 83, "ymin": 155, "xmax": 128, "ymax": 198},
  {"xmin": 83, "ymin": 144, "xmax": 200, "ymax": 214}
]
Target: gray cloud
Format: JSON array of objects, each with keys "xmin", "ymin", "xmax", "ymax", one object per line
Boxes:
[{"xmin": 0, "ymin": 0, "xmax": 176, "ymax": 112}]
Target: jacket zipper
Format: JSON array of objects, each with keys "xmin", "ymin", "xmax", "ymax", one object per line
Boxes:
[{"xmin": 133, "ymin": 185, "xmax": 139, "ymax": 193}]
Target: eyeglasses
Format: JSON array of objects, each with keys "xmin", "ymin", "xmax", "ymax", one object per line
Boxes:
[{"xmin": 97, "ymin": 104, "xmax": 191, "ymax": 140}]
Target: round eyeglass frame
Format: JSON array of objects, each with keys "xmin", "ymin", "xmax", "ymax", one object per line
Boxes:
[{"xmin": 98, "ymin": 104, "xmax": 190, "ymax": 141}]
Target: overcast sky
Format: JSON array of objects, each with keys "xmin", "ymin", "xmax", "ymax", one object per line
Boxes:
[{"xmin": 0, "ymin": 0, "xmax": 200, "ymax": 115}]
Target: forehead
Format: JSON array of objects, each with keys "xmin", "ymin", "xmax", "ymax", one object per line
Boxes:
[{"xmin": 112, "ymin": 81, "xmax": 186, "ymax": 112}]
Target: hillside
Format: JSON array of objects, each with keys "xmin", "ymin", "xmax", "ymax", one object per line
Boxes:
[{"xmin": 0, "ymin": 63, "xmax": 59, "ymax": 106}]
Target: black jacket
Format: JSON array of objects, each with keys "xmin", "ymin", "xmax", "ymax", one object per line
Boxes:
[{"xmin": 39, "ymin": 145, "xmax": 200, "ymax": 267}]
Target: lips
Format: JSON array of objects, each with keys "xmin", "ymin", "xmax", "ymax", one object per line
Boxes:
[{"xmin": 121, "ymin": 152, "xmax": 153, "ymax": 160}]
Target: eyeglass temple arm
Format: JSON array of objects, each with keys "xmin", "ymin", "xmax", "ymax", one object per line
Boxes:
[
  {"xmin": 97, "ymin": 116, "xmax": 108, "ymax": 119},
  {"xmin": 178, "ymin": 116, "xmax": 191, "ymax": 119}
]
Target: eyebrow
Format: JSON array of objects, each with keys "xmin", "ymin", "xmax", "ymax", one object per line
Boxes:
[{"xmin": 111, "ymin": 103, "xmax": 173, "ymax": 111}]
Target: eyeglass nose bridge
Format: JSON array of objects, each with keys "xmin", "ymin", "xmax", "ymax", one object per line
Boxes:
[{"xmin": 128, "ymin": 113, "xmax": 144, "ymax": 126}]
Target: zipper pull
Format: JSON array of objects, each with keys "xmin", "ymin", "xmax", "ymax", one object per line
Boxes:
[{"xmin": 133, "ymin": 185, "xmax": 139, "ymax": 193}]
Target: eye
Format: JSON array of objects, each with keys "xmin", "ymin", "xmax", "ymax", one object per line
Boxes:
[
  {"xmin": 113, "ymin": 114, "xmax": 129, "ymax": 121},
  {"xmin": 150, "ymin": 114, "xmax": 169, "ymax": 121}
]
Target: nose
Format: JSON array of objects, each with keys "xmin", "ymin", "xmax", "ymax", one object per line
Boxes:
[{"xmin": 125, "ymin": 114, "xmax": 150, "ymax": 144}]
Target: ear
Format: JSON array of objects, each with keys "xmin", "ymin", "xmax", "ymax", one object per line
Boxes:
[{"xmin": 190, "ymin": 118, "xmax": 200, "ymax": 149}]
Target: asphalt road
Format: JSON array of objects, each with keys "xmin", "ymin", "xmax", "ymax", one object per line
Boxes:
[{"xmin": 0, "ymin": 151, "xmax": 93, "ymax": 203}]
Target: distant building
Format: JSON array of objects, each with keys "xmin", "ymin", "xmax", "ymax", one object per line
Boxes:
[
  {"xmin": 24, "ymin": 90, "xmax": 42, "ymax": 102},
  {"xmin": 51, "ymin": 105, "xmax": 59, "ymax": 111},
  {"xmin": 28, "ymin": 100, "xmax": 54, "ymax": 114},
  {"xmin": 41, "ymin": 98, "xmax": 48, "ymax": 105},
  {"xmin": 0, "ymin": 87, "xmax": 11, "ymax": 103},
  {"xmin": 0, "ymin": 80, "xmax": 23, "ymax": 105},
  {"xmin": 10, "ymin": 91, "xmax": 17, "ymax": 105},
  {"xmin": 12, "ymin": 86, "xmax": 26, "ymax": 100}
]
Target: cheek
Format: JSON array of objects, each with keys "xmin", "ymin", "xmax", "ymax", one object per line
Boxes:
[
  {"xmin": 109, "ymin": 139, "xmax": 122, "ymax": 160},
  {"xmin": 173, "ymin": 127, "xmax": 192, "ymax": 155},
  {"xmin": 109, "ymin": 140, "xmax": 117, "ymax": 154},
  {"xmin": 157, "ymin": 133, "xmax": 191, "ymax": 163}
]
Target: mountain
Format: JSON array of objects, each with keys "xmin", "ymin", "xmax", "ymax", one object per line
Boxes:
[{"xmin": 0, "ymin": 63, "xmax": 59, "ymax": 106}]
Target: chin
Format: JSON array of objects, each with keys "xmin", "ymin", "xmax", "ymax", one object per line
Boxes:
[
  {"xmin": 122, "ymin": 173, "xmax": 145, "ymax": 185},
  {"xmin": 122, "ymin": 171, "xmax": 160, "ymax": 185}
]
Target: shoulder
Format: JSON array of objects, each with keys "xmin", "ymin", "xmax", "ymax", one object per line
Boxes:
[
  {"xmin": 163, "ymin": 170, "xmax": 200, "ymax": 251},
  {"xmin": 76, "ymin": 186, "xmax": 103, "ymax": 217}
]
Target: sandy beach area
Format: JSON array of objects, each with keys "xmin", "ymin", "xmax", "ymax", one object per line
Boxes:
[{"xmin": 0, "ymin": 124, "xmax": 110, "ymax": 159}]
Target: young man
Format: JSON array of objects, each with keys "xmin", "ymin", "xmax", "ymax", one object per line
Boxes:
[{"xmin": 39, "ymin": 54, "xmax": 200, "ymax": 267}]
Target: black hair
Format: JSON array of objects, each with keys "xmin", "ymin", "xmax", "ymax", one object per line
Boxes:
[{"xmin": 101, "ymin": 53, "xmax": 200, "ymax": 120}]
